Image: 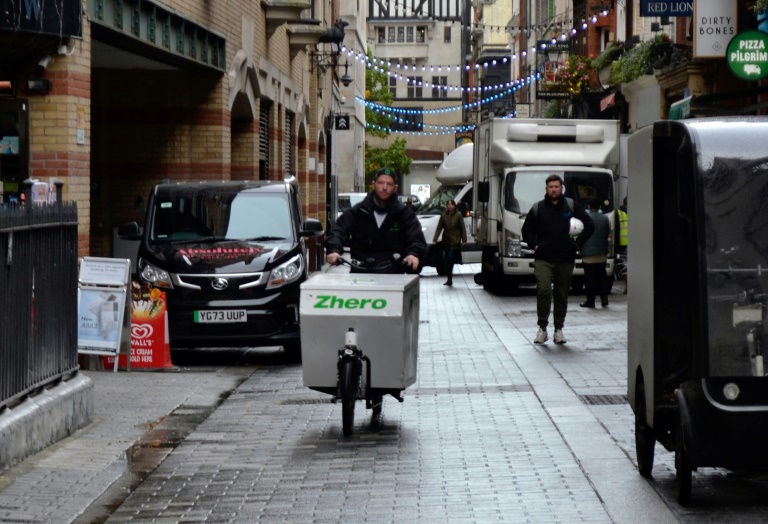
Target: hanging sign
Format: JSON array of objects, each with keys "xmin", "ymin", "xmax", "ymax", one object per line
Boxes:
[
  {"xmin": 694, "ymin": 0, "xmax": 738, "ymax": 58},
  {"xmin": 726, "ymin": 31, "xmax": 768, "ymax": 81}
]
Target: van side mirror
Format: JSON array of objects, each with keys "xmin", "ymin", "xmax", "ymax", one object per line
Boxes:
[
  {"xmin": 117, "ymin": 221, "xmax": 142, "ymax": 240},
  {"xmin": 301, "ymin": 218, "xmax": 324, "ymax": 237},
  {"xmin": 478, "ymin": 181, "xmax": 490, "ymax": 203}
]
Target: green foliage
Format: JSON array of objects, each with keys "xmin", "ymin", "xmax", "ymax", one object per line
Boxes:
[
  {"xmin": 591, "ymin": 43, "xmax": 625, "ymax": 73},
  {"xmin": 363, "ymin": 47, "xmax": 410, "ymax": 184},
  {"xmin": 754, "ymin": 0, "xmax": 768, "ymax": 13},
  {"xmin": 608, "ymin": 34, "xmax": 670, "ymax": 85},
  {"xmin": 364, "ymin": 137, "xmax": 411, "ymax": 187},
  {"xmin": 365, "ymin": 48, "xmax": 393, "ymax": 139}
]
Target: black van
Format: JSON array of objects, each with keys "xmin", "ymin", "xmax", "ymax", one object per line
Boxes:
[{"xmin": 118, "ymin": 178, "xmax": 323, "ymax": 360}]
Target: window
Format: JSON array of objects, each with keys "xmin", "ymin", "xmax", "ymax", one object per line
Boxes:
[
  {"xmin": 389, "ymin": 107, "xmax": 423, "ymax": 132},
  {"xmin": 397, "ymin": 27, "xmax": 404, "ymax": 42},
  {"xmin": 416, "ymin": 26, "xmax": 426, "ymax": 43},
  {"xmin": 378, "ymin": 27, "xmax": 385, "ymax": 43},
  {"xmin": 285, "ymin": 112, "xmax": 294, "ymax": 176},
  {"xmin": 431, "ymin": 76, "xmax": 447, "ymax": 98},
  {"xmin": 407, "ymin": 27, "xmax": 414, "ymax": 42},
  {"xmin": 389, "ymin": 76, "xmax": 397, "ymax": 97},
  {"xmin": 407, "ymin": 77, "xmax": 423, "ymax": 98},
  {"xmin": 444, "ymin": 26, "xmax": 451, "ymax": 43},
  {"xmin": 388, "ymin": 27, "xmax": 395, "ymax": 42}
]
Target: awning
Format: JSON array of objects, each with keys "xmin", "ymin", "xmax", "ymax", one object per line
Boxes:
[{"xmin": 600, "ymin": 92, "xmax": 616, "ymax": 112}]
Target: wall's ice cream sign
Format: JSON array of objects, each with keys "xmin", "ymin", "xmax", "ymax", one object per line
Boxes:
[{"xmin": 727, "ymin": 31, "xmax": 768, "ymax": 81}]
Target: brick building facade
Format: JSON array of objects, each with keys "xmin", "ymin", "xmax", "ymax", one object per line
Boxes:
[{"xmin": 1, "ymin": 0, "xmax": 340, "ymax": 261}]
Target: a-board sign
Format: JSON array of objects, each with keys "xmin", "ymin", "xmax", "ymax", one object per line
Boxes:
[
  {"xmin": 77, "ymin": 257, "xmax": 131, "ymax": 371},
  {"xmin": 79, "ymin": 256, "xmax": 131, "ymax": 287}
]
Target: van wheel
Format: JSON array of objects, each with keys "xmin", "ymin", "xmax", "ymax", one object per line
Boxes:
[{"xmin": 283, "ymin": 342, "xmax": 302, "ymax": 363}]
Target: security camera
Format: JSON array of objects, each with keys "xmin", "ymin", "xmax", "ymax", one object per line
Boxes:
[
  {"xmin": 38, "ymin": 55, "xmax": 51, "ymax": 70},
  {"xmin": 340, "ymin": 96, "xmax": 347, "ymax": 104},
  {"xmin": 341, "ymin": 74, "xmax": 353, "ymax": 88}
]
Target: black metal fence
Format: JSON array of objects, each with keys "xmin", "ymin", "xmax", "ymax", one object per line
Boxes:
[{"xmin": 0, "ymin": 198, "xmax": 79, "ymax": 411}]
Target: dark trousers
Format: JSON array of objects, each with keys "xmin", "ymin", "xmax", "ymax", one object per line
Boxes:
[
  {"xmin": 533, "ymin": 259, "xmax": 574, "ymax": 330},
  {"xmin": 583, "ymin": 261, "xmax": 608, "ymax": 303},
  {"xmin": 444, "ymin": 248, "xmax": 461, "ymax": 281}
]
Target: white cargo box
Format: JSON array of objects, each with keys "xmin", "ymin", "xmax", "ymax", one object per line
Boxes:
[{"xmin": 299, "ymin": 273, "xmax": 419, "ymax": 391}]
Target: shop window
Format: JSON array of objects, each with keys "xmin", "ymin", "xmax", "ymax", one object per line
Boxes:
[
  {"xmin": 388, "ymin": 27, "xmax": 395, "ymax": 43},
  {"xmin": 444, "ymin": 27, "xmax": 451, "ymax": 43},
  {"xmin": 416, "ymin": 26, "xmax": 426, "ymax": 43},
  {"xmin": 407, "ymin": 27, "xmax": 414, "ymax": 42},
  {"xmin": 389, "ymin": 76, "xmax": 397, "ymax": 97},
  {"xmin": 378, "ymin": 27, "xmax": 385, "ymax": 43},
  {"xmin": 397, "ymin": 27, "xmax": 404, "ymax": 42}
]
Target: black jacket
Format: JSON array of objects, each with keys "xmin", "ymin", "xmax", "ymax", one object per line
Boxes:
[
  {"xmin": 327, "ymin": 191, "xmax": 427, "ymax": 267},
  {"xmin": 521, "ymin": 197, "xmax": 594, "ymax": 262}
]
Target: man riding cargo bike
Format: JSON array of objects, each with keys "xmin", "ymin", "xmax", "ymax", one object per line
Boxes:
[{"xmin": 300, "ymin": 167, "xmax": 427, "ymax": 436}]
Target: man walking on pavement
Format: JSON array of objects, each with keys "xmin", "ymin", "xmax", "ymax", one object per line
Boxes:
[{"xmin": 522, "ymin": 174, "xmax": 594, "ymax": 344}]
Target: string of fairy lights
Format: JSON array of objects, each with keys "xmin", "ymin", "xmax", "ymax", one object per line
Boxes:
[{"xmin": 341, "ymin": 3, "xmax": 612, "ymax": 136}]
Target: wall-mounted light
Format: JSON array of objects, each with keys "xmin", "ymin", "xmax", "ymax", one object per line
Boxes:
[
  {"xmin": 38, "ymin": 55, "xmax": 51, "ymax": 70},
  {"xmin": 27, "ymin": 77, "xmax": 52, "ymax": 94}
]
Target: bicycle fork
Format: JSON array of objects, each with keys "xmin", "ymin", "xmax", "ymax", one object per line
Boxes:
[{"xmin": 333, "ymin": 329, "xmax": 371, "ymax": 402}]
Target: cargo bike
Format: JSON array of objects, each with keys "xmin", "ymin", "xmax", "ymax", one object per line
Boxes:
[
  {"xmin": 627, "ymin": 118, "xmax": 768, "ymax": 504},
  {"xmin": 299, "ymin": 258, "xmax": 419, "ymax": 436}
]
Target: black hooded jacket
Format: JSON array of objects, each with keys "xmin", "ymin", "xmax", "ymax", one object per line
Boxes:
[
  {"xmin": 522, "ymin": 196, "xmax": 595, "ymax": 262},
  {"xmin": 327, "ymin": 191, "xmax": 427, "ymax": 268}
]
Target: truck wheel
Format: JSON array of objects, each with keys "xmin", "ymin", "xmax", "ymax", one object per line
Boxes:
[
  {"xmin": 675, "ymin": 417, "xmax": 693, "ymax": 504},
  {"xmin": 634, "ymin": 381, "xmax": 655, "ymax": 477},
  {"xmin": 481, "ymin": 248, "xmax": 495, "ymax": 292}
]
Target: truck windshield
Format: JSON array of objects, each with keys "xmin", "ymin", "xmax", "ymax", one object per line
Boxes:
[
  {"xmin": 149, "ymin": 189, "xmax": 293, "ymax": 244},
  {"xmin": 504, "ymin": 170, "xmax": 614, "ymax": 214},
  {"xmin": 417, "ymin": 186, "xmax": 461, "ymax": 216},
  {"xmin": 702, "ymin": 153, "xmax": 768, "ymax": 377}
]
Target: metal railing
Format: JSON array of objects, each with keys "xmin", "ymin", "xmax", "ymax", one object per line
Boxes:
[{"xmin": 0, "ymin": 184, "xmax": 79, "ymax": 411}]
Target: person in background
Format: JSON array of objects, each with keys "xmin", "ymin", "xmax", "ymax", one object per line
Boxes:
[
  {"xmin": 579, "ymin": 199, "xmax": 610, "ymax": 308},
  {"xmin": 616, "ymin": 197, "xmax": 628, "ymax": 257},
  {"xmin": 522, "ymin": 174, "xmax": 594, "ymax": 345},
  {"xmin": 406, "ymin": 196, "xmax": 414, "ymax": 208},
  {"xmin": 432, "ymin": 199, "xmax": 466, "ymax": 286},
  {"xmin": 326, "ymin": 167, "xmax": 426, "ymax": 272}
]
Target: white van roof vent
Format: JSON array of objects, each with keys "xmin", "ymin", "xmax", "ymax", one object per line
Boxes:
[{"xmin": 507, "ymin": 123, "xmax": 605, "ymax": 143}]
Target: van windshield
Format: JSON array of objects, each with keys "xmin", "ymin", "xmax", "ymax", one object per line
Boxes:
[
  {"xmin": 417, "ymin": 186, "xmax": 461, "ymax": 216},
  {"xmin": 149, "ymin": 188, "xmax": 294, "ymax": 244},
  {"xmin": 504, "ymin": 170, "xmax": 615, "ymax": 215}
]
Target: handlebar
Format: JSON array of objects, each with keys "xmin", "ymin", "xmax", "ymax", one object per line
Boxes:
[
  {"xmin": 710, "ymin": 289, "xmax": 768, "ymax": 303},
  {"xmin": 334, "ymin": 254, "xmax": 414, "ymax": 274}
]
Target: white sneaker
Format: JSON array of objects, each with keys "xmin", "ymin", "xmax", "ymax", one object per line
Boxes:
[
  {"xmin": 554, "ymin": 329, "xmax": 567, "ymax": 344},
  {"xmin": 533, "ymin": 328, "xmax": 548, "ymax": 344}
]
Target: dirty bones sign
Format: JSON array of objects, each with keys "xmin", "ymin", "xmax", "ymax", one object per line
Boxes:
[
  {"xmin": 694, "ymin": 0, "xmax": 737, "ymax": 58},
  {"xmin": 727, "ymin": 31, "xmax": 768, "ymax": 81}
]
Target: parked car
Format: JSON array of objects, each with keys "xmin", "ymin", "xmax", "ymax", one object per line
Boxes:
[
  {"xmin": 398, "ymin": 194, "xmax": 422, "ymax": 210},
  {"xmin": 118, "ymin": 177, "xmax": 323, "ymax": 361}
]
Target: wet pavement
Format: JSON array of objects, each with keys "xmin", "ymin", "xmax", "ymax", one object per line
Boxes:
[{"xmin": 2, "ymin": 264, "xmax": 768, "ymax": 523}]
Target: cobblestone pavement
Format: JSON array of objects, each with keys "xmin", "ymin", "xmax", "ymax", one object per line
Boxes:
[{"xmin": 3, "ymin": 265, "xmax": 768, "ymax": 523}]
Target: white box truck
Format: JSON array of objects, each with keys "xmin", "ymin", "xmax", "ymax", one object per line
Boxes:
[
  {"xmin": 416, "ymin": 143, "xmax": 479, "ymax": 274},
  {"xmin": 472, "ymin": 118, "xmax": 620, "ymax": 294}
]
